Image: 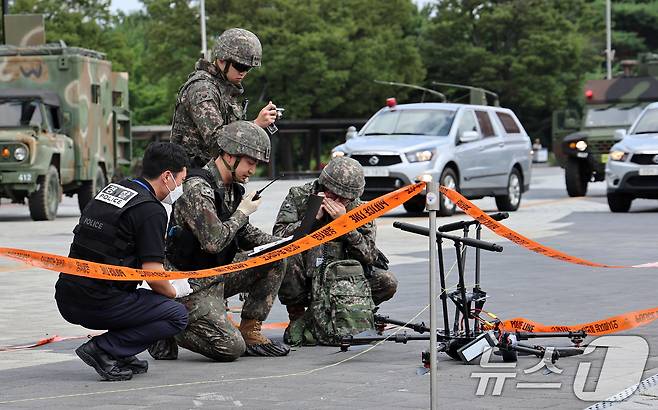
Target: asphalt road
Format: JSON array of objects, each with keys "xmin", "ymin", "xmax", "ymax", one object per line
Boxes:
[{"xmin": 1, "ymin": 165, "xmax": 658, "ymax": 409}]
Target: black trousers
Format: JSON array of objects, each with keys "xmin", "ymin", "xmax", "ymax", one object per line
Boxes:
[{"xmin": 56, "ymin": 288, "xmax": 188, "ymax": 358}]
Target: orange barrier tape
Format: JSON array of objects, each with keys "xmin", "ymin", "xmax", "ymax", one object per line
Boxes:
[
  {"xmin": 0, "ymin": 182, "xmax": 425, "ymax": 281},
  {"xmin": 438, "ymin": 186, "xmax": 658, "ymax": 269},
  {"xmin": 491, "ymin": 306, "xmax": 658, "ymax": 336}
]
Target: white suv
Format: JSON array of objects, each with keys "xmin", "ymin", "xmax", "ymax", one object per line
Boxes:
[
  {"xmin": 606, "ymin": 102, "xmax": 658, "ymax": 212},
  {"xmin": 331, "ymin": 100, "xmax": 532, "ymax": 214}
]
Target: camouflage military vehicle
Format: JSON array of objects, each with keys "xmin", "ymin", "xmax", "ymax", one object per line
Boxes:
[
  {"xmin": 0, "ymin": 14, "xmax": 131, "ymax": 220},
  {"xmin": 552, "ymin": 53, "xmax": 658, "ymax": 197}
]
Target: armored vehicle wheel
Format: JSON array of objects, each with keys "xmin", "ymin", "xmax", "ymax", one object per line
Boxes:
[
  {"xmin": 438, "ymin": 167, "xmax": 458, "ymax": 216},
  {"xmin": 565, "ymin": 158, "xmax": 588, "ymax": 197},
  {"xmin": 495, "ymin": 168, "xmax": 522, "ymax": 211},
  {"xmin": 403, "ymin": 196, "xmax": 426, "ymax": 213},
  {"xmin": 77, "ymin": 165, "xmax": 107, "ymax": 212},
  {"xmin": 28, "ymin": 165, "xmax": 60, "ymax": 221},
  {"xmin": 607, "ymin": 193, "xmax": 632, "ymax": 212}
]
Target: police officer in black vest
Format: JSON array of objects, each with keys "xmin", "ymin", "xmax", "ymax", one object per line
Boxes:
[{"xmin": 55, "ymin": 142, "xmax": 191, "ymax": 381}]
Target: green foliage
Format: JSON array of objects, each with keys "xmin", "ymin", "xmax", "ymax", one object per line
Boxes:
[
  {"xmin": 421, "ymin": 0, "xmax": 602, "ymax": 139},
  {"xmin": 4, "ymin": 0, "xmax": 656, "ymax": 145}
]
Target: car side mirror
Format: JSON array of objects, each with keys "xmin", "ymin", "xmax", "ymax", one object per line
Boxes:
[
  {"xmin": 614, "ymin": 129, "xmax": 626, "ymax": 141},
  {"xmin": 459, "ymin": 130, "xmax": 480, "ymax": 143},
  {"xmin": 345, "ymin": 125, "xmax": 357, "ymax": 141}
]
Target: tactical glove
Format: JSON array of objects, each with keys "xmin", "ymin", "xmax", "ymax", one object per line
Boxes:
[{"xmin": 237, "ymin": 191, "xmax": 261, "ymax": 216}]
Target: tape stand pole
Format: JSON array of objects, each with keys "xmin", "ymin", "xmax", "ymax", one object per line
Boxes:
[{"xmin": 427, "ymin": 180, "xmax": 439, "ymax": 410}]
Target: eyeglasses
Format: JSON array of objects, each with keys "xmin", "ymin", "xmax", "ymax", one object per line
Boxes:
[{"xmin": 230, "ymin": 61, "xmax": 253, "ymax": 73}]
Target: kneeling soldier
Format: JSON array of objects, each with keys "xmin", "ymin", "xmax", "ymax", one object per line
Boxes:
[
  {"xmin": 274, "ymin": 156, "xmax": 398, "ymax": 343},
  {"xmin": 160, "ymin": 120, "xmax": 289, "ymax": 361}
]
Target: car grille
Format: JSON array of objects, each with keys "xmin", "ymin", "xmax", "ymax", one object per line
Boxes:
[
  {"xmin": 364, "ymin": 177, "xmax": 405, "ymax": 190},
  {"xmin": 630, "ymin": 154, "xmax": 658, "ymax": 165},
  {"xmin": 588, "ymin": 139, "xmax": 615, "ymax": 154},
  {"xmin": 351, "ymin": 154, "xmax": 402, "ymax": 167},
  {"xmin": 626, "ymin": 176, "xmax": 658, "ymax": 187}
]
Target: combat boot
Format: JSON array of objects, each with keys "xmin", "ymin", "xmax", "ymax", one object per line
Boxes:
[
  {"xmin": 75, "ymin": 339, "xmax": 133, "ymax": 381},
  {"xmin": 116, "ymin": 355, "xmax": 149, "ymax": 374},
  {"xmin": 284, "ymin": 305, "xmax": 306, "ymax": 345},
  {"xmin": 240, "ymin": 318, "xmax": 290, "ymax": 357}
]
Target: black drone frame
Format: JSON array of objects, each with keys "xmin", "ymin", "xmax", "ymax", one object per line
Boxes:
[{"xmin": 340, "ymin": 213, "xmax": 587, "ymax": 365}]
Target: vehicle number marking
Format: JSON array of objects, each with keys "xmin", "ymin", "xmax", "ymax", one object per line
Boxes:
[
  {"xmin": 577, "ymin": 152, "xmax": 588, "ymax": 158},
  {"xmin": 363, "ymin": 167, "xmax": 390, "ymax": 177},
  {"xmin": 17, "ymin": 173, "xmax": 32, "ymax": 182},
  {"xmin": 639, "ymin": 167, "xmax": 658, "ymax": 176}
]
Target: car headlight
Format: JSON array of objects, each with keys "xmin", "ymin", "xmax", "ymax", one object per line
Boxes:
[
  {"xmin": 568, "ymin": 140, "xmax": 588, "ymax": 151},
  {"xmin": 406, "ymin": 149, "xmax": 435, "ymax": 163},
  {"xmin": 609, "ymin": 150, "xmax": 628, "ymax": 161},
  {"xmin": 13, "ymin": 146, "xmax": 28, "ymax": 161},
  {"xmin": 331, "ymin": 150, "xmax": 345, "ymax": 158}
]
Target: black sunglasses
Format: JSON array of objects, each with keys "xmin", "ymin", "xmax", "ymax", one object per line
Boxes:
[{"xmin": 230, "ymin": 61, "xmax": 253, "ymax": 73}]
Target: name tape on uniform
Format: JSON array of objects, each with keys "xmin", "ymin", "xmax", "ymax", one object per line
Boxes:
[{"xmin": 0, "ymin": 183, "xmax": 426, "ymax": 281}]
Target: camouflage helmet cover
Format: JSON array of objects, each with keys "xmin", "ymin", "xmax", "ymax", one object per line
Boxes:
[
  {"xmin": 215, "ymin": 121, "xmax": 271, "ymax": 163},
  {"xmin": 212, "ymin": 28, "xmax": 262, "ymax": 67},
  {"xmin": 319, "ymin": 157, "xmax": 365, "ymax": 200}
]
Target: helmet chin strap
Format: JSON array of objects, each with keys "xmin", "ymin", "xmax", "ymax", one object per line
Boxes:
[
  {"xmin": 222, "ymin": 60, "xmax": 231, "ymax": 76},
  {"xmin": 221, "ymin": 154, "xmax": 241, "ymax": 181}
]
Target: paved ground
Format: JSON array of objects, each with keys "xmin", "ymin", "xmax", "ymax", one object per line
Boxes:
[{"xmin": 1, "ymin": 165, "xmax": 658, "ymax": 409}]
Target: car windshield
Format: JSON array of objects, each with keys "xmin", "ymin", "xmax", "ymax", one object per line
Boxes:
[
  {"xmin": 361, "ymin": 109, "xmax": 455, "ymax": 136},
  {"xmin": 632, "ymin": 108, "xmax": 658, "ymax": 134},
  {"xmin": 0, "ymin": 100, "xmax": 43, "ymax": 128},
  {"xmin": 584, "ymin": 105, "xmax": 644, "ymax": 127}
]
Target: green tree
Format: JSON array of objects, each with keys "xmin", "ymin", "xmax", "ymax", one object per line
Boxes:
[{"xmin": 421, "ymin": 0, "xmax": 601, "ymax": 140}]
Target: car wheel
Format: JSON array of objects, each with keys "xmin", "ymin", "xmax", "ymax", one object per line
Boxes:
[
  {"xmin": 495, "ymin": 168, "xmax": 522, "ymax": 212},
  {"xmin": 438, "ymin": 167, "xmax": 458, "ymax": 217},
  {"xmin": 77, "ymin": 165, "xmax": 107, "ymax": 212},
  {"xmin": 607, "ymin": 193, "xmax": 632, "ymax": 212},
  {"xmin": 565, "ymin": 158, "xmax": 588, "ymax": 197},
  {"xmin": 403, "ymin": 195, "xmax": 426, "ymax": 214},
  {"xmin": 28, "ymin": 164, "xmax": 60, "ymax": 221}
]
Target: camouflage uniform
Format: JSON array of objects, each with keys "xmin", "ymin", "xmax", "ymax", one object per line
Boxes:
[
  {"xmin": 170, "ymin": 28, "xmax": 262, "ymax": 167},
  {"xmin": 161, "ymin": 121, "xmax": 287, "ymax": 361},
  {"xmin": 274, "ymin": 158, "xmax": 398, "ymax": 308}
]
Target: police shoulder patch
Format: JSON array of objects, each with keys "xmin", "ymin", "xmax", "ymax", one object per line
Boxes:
[{"xmin": 95, "ymin": 183, "xmax": 138, "ymax": 208}]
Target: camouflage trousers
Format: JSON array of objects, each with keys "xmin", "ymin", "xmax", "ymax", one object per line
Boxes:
[
  {"xmin": 278, "ymin": 252, "xmax": 398, "ymax": 307},
  {"xmin": 174, "ymin": 257, "xmax": 285, "ymax": 362}
]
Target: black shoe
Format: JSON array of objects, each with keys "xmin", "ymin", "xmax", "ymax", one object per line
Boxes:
[
  {"xmin": 116, "ymin": 356, "xmax": 148, "ymax": 374},
  {"xmin": 75, "ymin": 339, "xmax": 133, "ymax": 381},
  {"xmin": 244, "ymin": 340, "xmax": 291, "ymax": 357},
  {"xmin": 147, "ymin": 338, "xmax": 178, "ymax": 360}
]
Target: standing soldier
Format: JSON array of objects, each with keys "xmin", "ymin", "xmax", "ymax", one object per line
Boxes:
[
  {"xmin": 274, "ymin": 157, "xmax": 398, "ymax": 343},
  {"xmin": 159, "ymin": 121, "xmax": 289, "ymax": 361},
  {"xmin": 171, "ymin": 28, "xmax": 279, "ymax": 167}
]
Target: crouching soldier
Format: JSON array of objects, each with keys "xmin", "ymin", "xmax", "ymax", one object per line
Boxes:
[
  {"xmin": 274, "ymin": 156, "xmax": 398, "ymax": 344},
  {"xmin": 152, "ymin": 121, "xmax": 289, "ymax": 361}
]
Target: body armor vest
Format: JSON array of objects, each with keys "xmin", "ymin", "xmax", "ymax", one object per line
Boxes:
[
  {"xmin": 60, "ymin": 179, "xmax": 162, "ymax": 292},
  {"xmin": 166, "ymin": 169, "xmax": 244, "ymax": 271}
]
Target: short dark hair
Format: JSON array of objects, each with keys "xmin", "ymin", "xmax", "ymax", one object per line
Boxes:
[{"xmin": 141, "ymin": 142, "xmax": 189, "ymax": 179}]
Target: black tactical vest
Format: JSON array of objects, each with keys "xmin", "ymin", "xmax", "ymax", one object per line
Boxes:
[
  {"xmin": 166, "ymin": 169, "xmax": 244, "ymax": 271},
  {"xmin": 60, "ymin": 179, "xmax": 162, "ymax": 292}
]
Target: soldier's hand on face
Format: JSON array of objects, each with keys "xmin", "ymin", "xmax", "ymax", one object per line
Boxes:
[
  {"xmin": 323, "ymin": 197, "xmax": 347, "ymax": 219},
  {"xmin": 254, "ymin": 101, "xmax": 277, "ymax": 128},
  {"xmin": 237, "ymin": 191, "xmax": 261, "ymax": 216}
]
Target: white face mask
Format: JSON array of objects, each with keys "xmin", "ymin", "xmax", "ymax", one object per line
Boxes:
[{"xmin": 162, "ymin": 173, "xmax": 183, "ymax": 205}]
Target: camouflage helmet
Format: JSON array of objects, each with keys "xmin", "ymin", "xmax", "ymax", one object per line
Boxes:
[
  {"xmin": 215, "ymin": 121, "xmax": 270, "ymax": 163},
  {"xmin": 212, "ymin": 28, "xmax": 262, "ymax": 67},
  {"xmin": 319, "ymin": 157, "xmax": 365, "ymax": 200}
]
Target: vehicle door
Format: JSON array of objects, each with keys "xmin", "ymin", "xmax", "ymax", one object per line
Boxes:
[
  {"xmin": 44, "ymin": 103, "xmax": 75, "ymax": 184},
  {"xmin": 453, "ymin": 108, "xmax": 484, "ymax": 189},
  {"xmin": 474, "ymin": 109, "xmax": 509, "ymax": 188},
  {"xmin": 494, "ymin": 110, "xmax": 531, "ymax": 184}
]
